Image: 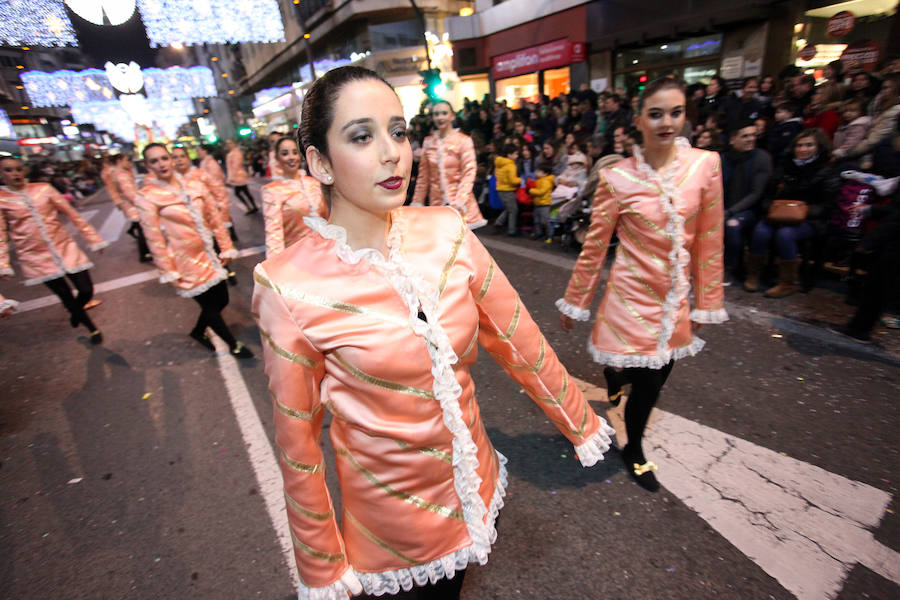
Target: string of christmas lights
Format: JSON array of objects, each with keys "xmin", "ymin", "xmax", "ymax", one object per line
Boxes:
[
  {"xmin": 135, "ymin": 0, "xmax": 285, "ymax": 47},
  {"xmin": 71, "ymin": 98, "xmax": 194, "ymax": 141},
  {"xmin": 0, "ymin": 109, "xmax": 14, "ymax": 139},
  {"xmin": 0, "ymin": 1, "xmax": 77, "ymax": 47}
]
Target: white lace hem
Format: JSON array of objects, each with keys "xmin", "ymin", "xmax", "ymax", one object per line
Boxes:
[
  {"xmin": 219, "ymin": 248, "xmax": 239, "ymax": 259},
  {"xmin": 23, "ymin": 262, "xmax": 93, "ymax": 286},
  {"xmin": 0, "ymin": 267, "xmax": 13, "ymax": 277},
  {"xmin": 177, "ymin": 272, "xmax": 227, "ymax": 298},
  {"xmin": 690, "ymin": 308, "xmax": 729, "ymax": 324},
  {"xmin": 0, "ymin": 299, "xmax": 19, "ymax": 313},
  {"xmin": 555, "ymin": 298, "xmax": 590, "ymax": 321},
  {"xmin": 574, "ymin": 425, "xmax": 617, "ymax": 467},
  {"xmin": 586, "ymin": 336, "xmax": 706, "ymax": 369},
  {"xmin": 297, "ymin": 568, "xmax": 362, "ymax": 600},
  {"xmin": 90, "ymin": 240, "xmax": 110, "ymax": 252},
  {"xmin": 468, "ymin": 219, "xmax": 488, "ymax": 230}
]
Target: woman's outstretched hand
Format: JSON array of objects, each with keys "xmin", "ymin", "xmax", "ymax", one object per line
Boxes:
[{"xmin": 560, "ymin": 313, "xmax": 574, "ymax": 332}]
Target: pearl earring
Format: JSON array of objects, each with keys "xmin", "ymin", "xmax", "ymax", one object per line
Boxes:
[{"xmin": 325, "ymin": 175, "xmax": 333, "ymax": 182}]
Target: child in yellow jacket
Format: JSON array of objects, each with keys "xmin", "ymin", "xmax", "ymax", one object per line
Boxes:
[
  {"xmin": 493, "ymin": 143, "xmax": 521, "ymax": 236},
  {"xmin": 528, "ymin": 162, "xmax": 555, "ymax": 241}
]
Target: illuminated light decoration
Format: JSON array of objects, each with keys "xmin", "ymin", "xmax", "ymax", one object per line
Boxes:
[
  {"xmin": 0, "ymin": 109, "xmax": 14, "ymax": 139},
  {"xmin": 105, "ymin": 61, "xmax": 144, "ymax": 93},
  {"xmin": 459, "ymin": 7, "xmax": 473, "ymax": 17},
  {"xmin": 253, "ymin": 86, "xmax": 292, "ymax": 107},
  {"xmin": 71, "ymin": 98, "xmax": 194, "ymax": 141},
  {"xmin": 425, "ymin": 31, "xmax": 454, "ymax": 72},
  {"xmin": 18, "ymin": 136, "xmax": 60, "ymax": 145},
  {"xmin": 65, "ymin": 0, "xmax": 136, "ymax": 26},
  {"xmin": 0, "ymin": 2, "xmax": 77, "ymax": 47},
  {"xmin": 135, "ymin": 0, "xmax": 285, "ymax": 47},
  {"xmin": 22, "ymin": 66, "xmax": 216, "ymax": 106}
]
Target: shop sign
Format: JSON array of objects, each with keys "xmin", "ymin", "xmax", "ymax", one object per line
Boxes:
[
  {"xmin": 798, "ymin": 45, "xmax": 818, "ymax": 61},
  {"xmin": 841, "ymin": 40, "xmax": 881, "ymax": 72},
  {"xmin": 826, "ymin": 11, "xmax": 855, "ymax": 38},
  {"xmin": 492, "ymin": 39, "xmax": 584, "ymax": 79}
]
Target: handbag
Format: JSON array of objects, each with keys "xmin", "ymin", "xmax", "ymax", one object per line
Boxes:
[{"xmin": 766, "ymin": 199, "xmax": 809, "ymax": 225}]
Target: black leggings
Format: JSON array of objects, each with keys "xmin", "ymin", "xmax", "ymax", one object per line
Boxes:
[
  {"xmin": 191, "ymin": 281, "xmax": 236, "ymax": 348},
  {"xmin": 233, "ymin": 185, "xmax": 257, "ymax": 211},
  {"xmin": 44, "ymin": 271, "xmax": 97, "ymax": 332},
  {"xmin": 355, "ymin": 570, "xmax": 466, "ymax": 600},
  {"xmin": 620, "ymin": 360, "xmax": 675, "ymax": 461},
  {"xmin": 127, "ymin": 221, "xmax": 151, "ymax": 261}
]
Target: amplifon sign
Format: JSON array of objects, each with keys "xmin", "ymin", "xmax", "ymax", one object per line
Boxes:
[{"xmin": 492, "ymin": 39, "xmax": 586, "ymax": 79}]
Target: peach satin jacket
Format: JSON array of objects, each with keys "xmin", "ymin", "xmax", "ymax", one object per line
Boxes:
[
  {"xmin": 184, "ymin": 166, "xmax": 231, "ymax": 227},
  {"xmin": 411, "ymin": 130, "xmax": 487, "ymax": 229},
  {"xmin": 268, "ymin": 149, "xmax": 284, "ymax": 179},
  {"xmin": 136, "ymin": 175, "xmax": 236, "ymax": 297},
  {"xmin": 557, "ymin": 142, "xmax": 728, "ymax": 369},
  {"xmin": 200, "ymin": 156, "xmax": 232, "ymax": 226},
  {"xmin": 261, "ymin": 175, "xmax": 328, "ymax": 256},
  {"xmin": 252, "ymin": 207, "xmax": 614, "ymax": 598},
  {"xmin": 0, "ymin": 183, "xmax": 108, "ymax": 286},
  {"xmin": 226, "ymin": 148, "xmax": 249, "ymax": 186},
  {"xmin": 110, "ymin": 166, "xmax": 140, "ymax": 222}
]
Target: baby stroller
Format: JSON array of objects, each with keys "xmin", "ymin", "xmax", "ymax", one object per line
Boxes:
[{"xmin": 555, "ymin": 195, "xmax": 591, "ymax": 252}]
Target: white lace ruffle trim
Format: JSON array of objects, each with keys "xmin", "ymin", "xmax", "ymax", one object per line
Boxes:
[
  {"xmin": 0, "ymin": 267, "xmax": 13, "ymax": 277},
  {"xmin": 219, "ymin": 248, "xmax": 239, "ymax": 259},
  {"xmin": 0, "ymin": 298, "xmax": 19, "ymax": 313},
  {"xmin": 574, "ymin": 425, "xmax": 617, "ymax": 467},
  {"xmin": 555, "ymin": 298, "xmax": 590, "ymax": 321},
  {"xmin": 159, "ymin": 272, "xmax": 180, "ymax": 284},
  {"xmin": 586, "ymin": 336, "xmax": 706, "ymax": 370},
  {"xmin": 90, "ymin": 240, "xmax": 110, "ymax": 252},
  {"xmin": 690, "ymin": 308, "xmax": 729, "ymax": 324},
  {"xmin": 177, "ymin": 272, "xmax": 227, "ymax": 298},
  {"xmin": 297, "ymin": 569, "xmax": 363, "ymax": 600},
  {"xmin": 23, "ymin": 262, "xmax": 93, "ymax": 286}
]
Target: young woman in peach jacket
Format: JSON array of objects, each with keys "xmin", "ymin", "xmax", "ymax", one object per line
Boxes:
[
  {"xmin": 261, "ymin": 136, "xmax": 328, "ymax": 256},
  {"xmin": 558, "ymin": 78, "xmax": 727, "ymax": 492},
  {"xmin": 137, "ymin": 144, "xmax": 251, "ymax": 358},
  {"xmin": 108, "ymin": 154, "xmax": 152, "ymax": 262},
  {"xmin": 411, "ymin": 100, "xmax": 487, "ymax": 230},
  {"xmin": 252, "ymin": 67, "xmax": 615, "ymax": 600},
  {"xmin": 225, "ymin": 138, "xmax": 258, "ymax": 214},
  {"xmin": 1, "ymin": 156, "xmax": 108, "ymax": 343},
  {"xmin": 197, "ymin": 144, "xmax": 235, "ymax": 237}
]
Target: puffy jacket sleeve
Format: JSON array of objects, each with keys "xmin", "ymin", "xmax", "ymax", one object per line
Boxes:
[
  {"xmin": 136, "ymin": 192, "xmax": 180, "ymax": 283},
  {"xmin": 50, "ymin": 186, "xmax": 108, "ymax": 251},
  {"xmin": 252, "ymin": 265, "xmax": 361, "ymax": 598},
  {"xmin": 200, "ymin": 183, "xmax": 235, "ymax": 259},
  {"xmin": 114, "ymin": 170, "xmax": 140, "ymax": 221},
  {"xmin": 556, "ymin": 169, "xmax": 618, "ymax": 320},
  {"xmin": 462, "ymin": 218, "xmax": 615, "ymax": 465},
  {"xmin": 262, "ymin": 184, "xmax": 286, "ymax": 256},
  {"xmin": 528, "ymin": 176, "xmax": 553, "ymax": 200},
  {"xmin": 690, "ymin": 153, "xmax": 728, "ymax": 324}
]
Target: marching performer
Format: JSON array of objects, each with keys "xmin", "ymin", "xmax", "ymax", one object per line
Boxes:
[
  {"xmin": 108, "ymin": 154, "xmax": 152, "ymax": 262},
  {"xmin": 225, "ymin": 139, "xmax": 259, "ymax": 214},
  {"xmin": 196, "ymin": 144, "xmax": 237, "ymax": 241}
]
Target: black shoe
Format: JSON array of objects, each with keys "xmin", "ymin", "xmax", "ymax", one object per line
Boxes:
[
  {"xmin": 190, "ymin": 330, "xmax": 215, "ymax": 351},
  {"xmin": 604, "ymin": 366, "xmax": 625, "ymax": 406},
  {"xmin": 89, "ymin": 330, "xmax": 103, "ymax": 345},
  {"xmin": 70, "ymin": 314, "xmax": 80, "ymax": 328},
  {"xmin": 140, "ymin": 253, "xmax": 154, "ymax": 263},
  {"xmin": 246, "ymin": 207, "xmax": 259, "ymax": 215},
  {"xmin": 227, "ymin": 272, "xmax": 238, "ymax": 286},
  {"xmin": 230, "ymin": 342, "xmax": 254, "ymax": 359},
  {"xmin": 622, "ymin": 446, "xmax": 659, "ymax": 492}
]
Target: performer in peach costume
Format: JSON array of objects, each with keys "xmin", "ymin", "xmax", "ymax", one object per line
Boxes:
[
  {"xmin": 411, "ymin": 101, "xmax": 487, "ymax": 229},
  {"xmin": 261, "ymin": 136, "xmax": 327, "ymax": 256},
  {"xmin": 108, "ymin": 154, "xmax": 152, "ymax": 262},
  {"xmin": 196, "ymin": 144, "xmax": 235, "ymax": 240},
  {"xmin": 0, "ymin": 156, "xmax": 107, "ymax": 343},
  {"xmin": 558, "ymin": 78, "xmax": 727, "ymax": 492},
  {"xmin": 225, "ymin": 138, "xmax": 259, "ymax": 214},
  {"xmin": 253, "ymin": 67, "xmax": 614, "ymax": 600},
  {"xmin": 266, "ymin": 131, "xmax": 284, "ymax": 179},
  {"xmin": 137, "ymin": 144, "xmax": 252, "ymax": 358}
]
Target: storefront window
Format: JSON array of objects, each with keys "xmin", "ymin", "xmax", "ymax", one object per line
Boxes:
[
  {"xmin": 496, "ymin": 73, "xmax": 539, "ymax": 106},
  {"xmin": 544, "ymin": 66, "xmax": 570, "ymax": 99},
  {"xmin": 614, "ymin": 34, "xmax": 722, "ymax": 71}
]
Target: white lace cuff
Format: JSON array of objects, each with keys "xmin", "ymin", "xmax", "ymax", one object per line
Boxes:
[
  {"xmin": 574, "ymin": 422, "xmax": 617, "ymax": 467},
  {"xmin": 90, "ymin": 240, "xmax": 110, "ymax": 252},
  {"xmin": 219, "ymin": 248, "xmax": 239, "ymax": 259},
  {"xmin": 690, "ymin": 308, "xmax": 729, "ymax": 324},
  {"xmin": 0, "ymin": 298, "xmax": 19, "ymax": 314},
  {"xmin": 159, "ymin": 272, "xmax": 179, "ymax": 284},
  {"xmin": 555, "ymin": 298, "xmax": 590, "ymax": 321},
  {"xmin": 0, "ymin": 267, "xmax": 13, "ymax": 277},
  {"xmin": 298, "ymin": 568, "xmax": 362, "ymax": 600}
]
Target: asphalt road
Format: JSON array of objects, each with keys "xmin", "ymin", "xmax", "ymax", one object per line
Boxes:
[{"xmin": 1, "ymin": 182, "xmax": 897, "ymax": 600}]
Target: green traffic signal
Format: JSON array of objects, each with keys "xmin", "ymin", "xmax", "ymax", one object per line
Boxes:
[
  {"xmin": 420, "ymin": 68, "xmax": 442, "ymax": 101},
  {"xmin": 238, "ymin": 127, "xmax": 252, "ymax": 137}
]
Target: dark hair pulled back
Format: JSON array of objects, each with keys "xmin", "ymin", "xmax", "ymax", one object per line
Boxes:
[
  {"xmin": 142, "ymin": 142, "xmax": 168, "ymax": 160},
  {"xmin": 637, "ymin": 77, "xmax": 687, "ymax": 113},
  {"xmin": 298, "ymin": 66, "xmax": 392, "ymax": 158},
  {"xmin": 275, "ymin": 136, "xmax": 297, "ymax": 155}
]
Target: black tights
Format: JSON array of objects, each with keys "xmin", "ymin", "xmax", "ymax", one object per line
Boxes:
[
  {"xmin": 355, "ymin": 570, "xmax": 466, "ymax": 600},
  {"xmin": 233, "ymin": 185, "xmax": 257, "ymax": 211},
  {"xmin": 127, "ymin": 221, "xmax": 151, "ymax": 262},
  {"xmin": 191, "ymin": 281, "xmax": 236, "ymax": 348},
  {"xmin": 44, "ymin": 271, "xmax": 97, "ymax": 332},
  {"xmin": 619, "ymin": 360, "xmax": 675, "ymax": 462}
]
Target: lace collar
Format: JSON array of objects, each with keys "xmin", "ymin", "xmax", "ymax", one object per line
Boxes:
[
  {"xmin": 631, "ymin": 137, "xmax": 691, "ymax": 183},
  {"xmin": 302, "ymin": 210, "xmax": 406, "ymax": 268}
]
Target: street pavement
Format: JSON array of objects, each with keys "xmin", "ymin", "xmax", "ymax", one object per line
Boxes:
[{"xmin": 1, "ymin": 181, "xmax": 897, "ymax": 600}]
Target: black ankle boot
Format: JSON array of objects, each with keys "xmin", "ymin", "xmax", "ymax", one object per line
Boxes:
[
  {"xmin": 622, "ymin": 445, "xmax": 659, "ymax": 492},
  {"xmin": 230, "ymin": 341, "xmax": 253, "ymax": 359},
  {"xmin": 190, "ymin": 329, "xmax": 215, "ymax": 351},
  {"xmin": 604, "ymin": 367, "xmax": 626, "ymax": 406}
]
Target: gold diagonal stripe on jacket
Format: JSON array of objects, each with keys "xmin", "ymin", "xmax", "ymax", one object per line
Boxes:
[
  {"xmin": 600, "ymin": 315, "xmax": 639, "ymax": 353},
  {"xmin": 495, "ymin": 297, "xmax": 521, "ymax": 341},
  {"xmin": 395, "ymin": 440, "xmax": 453, "ymax": 464},
  {"xmin": 619, "ymin": 246, "xmax": 664, "ymax": 305},
  {"xmin": 254, "ymin": 269, "xmax": 408, "ymax": 328},
  {"xmin": 475, "ymin": 259, "xmax": 495, "ymax": 301},
  {"xmin": 549, "ymin": 398, "xmax": 591, "ymax": 437},
  {"xmin": 270, "ymin": 388, "xmax": 323, "ymax": 421},
  {"xmin": 525, "ymin": 370, "xmax": 568, "ymax": 407},
  {"xmin": 259, "ymin": 327, "xmax": 319, "ymax": 368},
  {"xmin": 611, "ymin": 167, "xmax": 660, "ymax": 193},
  {"xmin": 284, "ymin": 491, "xmax": 333, "ymax": 521},
  {"xmin": 700, "ymin": 247, "xmax": 724, "ymax": 270},
  {"xmin": 289, "ymin": 529, "xmax": 345, "ymax": 563},
  {"xmin": 608, "ymin": 282, "xmax": 657, "ymax": 336},
  {"xmin": 699, "ymin": 219, "xmax": 723, "ymax": 240},
  {"xmin": 617, "ymin": 221, "xmax": 669, "ymax": 272},
  {"xmin": 459, "ymin": 329, "xmax": 479, "ymax": 360},
  {"xmin": 702, "ymin": 275, "xmax": 723, "ymax": 294},
  {"xmin": 488, "ymin": 336, "xmax": 546, "ymax": 372},
  {"xmin": 438, "ymin": 224, "xmax": 466, "ymax": 295},
  {"xmin": 678, "ymin": 153, "xmax": 709, "ymax": 187},
  {"xmin": 336, "ymin": 448, "xmax": 464, "ymax": 521},
  {"xmin": 332, "ymin": 350, "xmax": 435, "ymax": 399},
  {"xmin": 344, "ymin": 509, "xmax": 422, "ymax": 565},
  {"xmin": 279, "ymin": 446, "xmax": 322, "ymax": 474}
]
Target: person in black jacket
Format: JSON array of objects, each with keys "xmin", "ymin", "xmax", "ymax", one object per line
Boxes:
[
  {"xmin": 721, "ymin": 77, "xmax": 765, "ymax": 136},
  {"xmin": 721, "ymin": 122, "xmax": 773, "ymax": 282},
  {"xmin": 697, "ymin": 75, "xmax": 728, "ymax": 125},
  {"xmin": 745, "ymin": 128, "xmax": 837, "ymax": 297}
]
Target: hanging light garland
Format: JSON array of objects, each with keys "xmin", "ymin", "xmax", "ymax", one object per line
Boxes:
[
  {"xmin": 0, "ymin": 109, "xmax": 14, "ymax": 140},
  {"xmin": 22, "ymin": 65, "xmax": 217, "ymax": 107},
  {"xmin": 0, "ymin": 1, "xmax": 77, "ymax": 47},
  {"xmin": 65, "ymin": 0, "xmax": 136, "ymax": 26},
  {"xmin": 135, "ymin": 0, "xmax": 285, "ymax": 47},
  {"xmin": 71, "ymin": 98, "xmax": 194, "ymax": 141}
]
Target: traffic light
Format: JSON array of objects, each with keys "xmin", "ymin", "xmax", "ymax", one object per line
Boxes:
[
  {"xmin": 237, "ymin": 127, "xmax": 252, "ymax": 137},
  {"xmin": 420, "ymin": 68, "xmax": 443, "ymax": 101}
]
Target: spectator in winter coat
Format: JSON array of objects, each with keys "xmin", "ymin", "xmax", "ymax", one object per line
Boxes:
[
  {"xmin": 494, "ymin": 144, "xmax": 521, "ymax": 236},
  {"xmin": 722, "ymin": 77, "xmax": 765, "ymax": 135},
  {"xmin": 832, "ymin": 98, "xmax": 873, "ymax": 160},
  {"xmin": 802, "ymin": 82, "xmax": 842, "ymax": 139},
  {"xmin": 528, "ymin": 163, "xmax": 555, "ymax": 241},
  {"xmin": 767, "ymin": 102, "xmax": 805, "ymax": 162},
  {"xmin": 697, "ymin": 75, "xmax": 728, "ymax": 125}
]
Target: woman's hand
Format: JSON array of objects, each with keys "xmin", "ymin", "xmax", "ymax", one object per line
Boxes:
[{"xmin": 560, "ymin": 313, "xmax": 574, "ymax": 332}]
